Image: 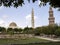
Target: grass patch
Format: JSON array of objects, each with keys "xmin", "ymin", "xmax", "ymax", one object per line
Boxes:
[{"xmin": 0, "ymin": 37, "xmax": 50, "ymax": 44}]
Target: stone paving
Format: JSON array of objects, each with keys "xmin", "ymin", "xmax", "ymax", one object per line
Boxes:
[{"xmin": 35, "ymin": 36, "xmax": 60, "ymax": 42}]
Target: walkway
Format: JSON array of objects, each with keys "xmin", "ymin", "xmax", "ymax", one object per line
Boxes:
[{"xmin": 35, "ymin": 36, "xmax": 60, "ymax": 42}]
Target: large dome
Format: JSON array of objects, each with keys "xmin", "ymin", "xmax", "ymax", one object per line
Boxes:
[
  {"xmin": 9, "ymin": 22, "xmax": 17, "ymax": 26},
  {"xmin": 9, "ymin": 22, "xmax": 17, "ymax": 29}
]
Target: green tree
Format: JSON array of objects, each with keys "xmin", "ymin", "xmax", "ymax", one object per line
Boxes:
[
  {"xmin": 47, "ymin": 24, "xmax": 58, "ymax": 35},
  {"xmin": 0, "ymin": 27, "xmax": 6, "ymax": 33},
  {"xmin": 23, "ymin": 26, "xmax": 29, "ymax": 34},
  {"xmin": 28, "ymin": 27, "xmax": 34, "ymax": 34},
  {"xmin": 13, "ymin": 28, "xmax": 18, "ymax": 33},
  {"xmin": 40, "ymin": 0, "xmax": 60, "ymax": 8},
  {"xmin": 54, "ymin": 28, "xmax": 60, "ymax": 36},
  {"xmin": 7, "ymin": 28, "xmax": 14, "ymax": 34},
  {"xmin": 18, "ymin": 28, "xmax": 23, "ymax": 33},
  {"xmin": 34, "ymin": 27, "xmax": 42, "ymax": 35},
  {"xmin": 24, "ymin": 27, "xmax": 34, "ymax": 34},
  {"xmin": 47, "ymin": 26, "xmax": 55, "ymax": 35},
  {"xmin": 0, "ymin": 0, "xmax": 60, "ymax": 9},
  {"xmin": 13, "ymin": 28, "xmax": 23, "ymax": 33}
]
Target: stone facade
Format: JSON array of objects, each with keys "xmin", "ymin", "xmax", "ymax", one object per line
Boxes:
[
  {"xmin": 31, "ymin": 8, "xmax": 34, "ymax": 28},
  {"xmin": 48, "ymin": 7, "xmax": 55, "ymax": 25}
]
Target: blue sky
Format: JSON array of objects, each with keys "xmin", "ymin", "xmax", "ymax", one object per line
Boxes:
[{"xmin": 0, "ymin": 0, "xmax": 60, "ymax": 28}]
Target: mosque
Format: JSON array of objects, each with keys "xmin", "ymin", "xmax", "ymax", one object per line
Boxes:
[
  {"xmin": 9, "ymin": 22, "xmax": 17, "ymax": 29},
  {"xmin": 9, "ymin": 7, "xmax": 55, "ymax": 29}
]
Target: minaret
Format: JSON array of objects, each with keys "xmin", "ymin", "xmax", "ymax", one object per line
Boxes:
[
  {"xmin": 48, "ymin": 6, "xmax": 55, "ymax": 25},
  {"xmin": 31, "ymin": 8, "xmax": 34, "ymax": 28}
]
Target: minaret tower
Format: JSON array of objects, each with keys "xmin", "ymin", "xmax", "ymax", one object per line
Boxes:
[
  {"xmin": 31, "ymin": 8, "xmax": 34, "ymax": 28},
  {"xmin": 48, "ymin": 6, "xmax": 55, "ymax": 25}
]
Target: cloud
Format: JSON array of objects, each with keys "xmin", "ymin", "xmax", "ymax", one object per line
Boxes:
[
  {"xmin": 26, "ymin": 14, "xmax": 37, "ymax": 20},
  {"xmin": 2, "ymin": 15, "xmax": 8, "ymax": 19},
  {"xmin": 26, "ymin": 14, "xmax": 31, "ymax": 20},
  {"xmin": 25, "ymin": 14, "xmax": 37, "ymax": 27},
  {"xmin": 0, "ymin": 19, "xmax": 4, "ymax": 24},
  {"xmin": 0, "ymin": 6, "xmax": 3, "ymax": 10},
  {"xmin": 0, "ymin": 19, "xmax": 5, "ymax": 27},
  {"xmin": 38, "ymin": 0, "xmax": 41, "ymax": 5},
  {"xmin": 0, "ymin": 14, "xmax": 8, "ymax": 27}
]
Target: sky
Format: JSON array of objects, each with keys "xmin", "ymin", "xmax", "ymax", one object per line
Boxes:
[{"xmin": 0, "ymin": 0, "xmax": 60, "ymax": 28}]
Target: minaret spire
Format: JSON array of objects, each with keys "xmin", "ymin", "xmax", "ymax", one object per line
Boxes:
[
  {"xmin": 31, "ymin": 8, "xmax": 34, "ymax": 28},
  {"xmin": 48, "ymin": 6, "xmax": 55, "ymax": 25}
]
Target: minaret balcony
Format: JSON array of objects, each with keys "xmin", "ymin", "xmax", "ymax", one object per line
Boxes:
[
  {"xmin": 48, "ymin": 17, "xmax": 55, "ymax": 20},
  {"xmin": 49, "ymin": 11, "xmax": 53, "ymax": 13}
]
